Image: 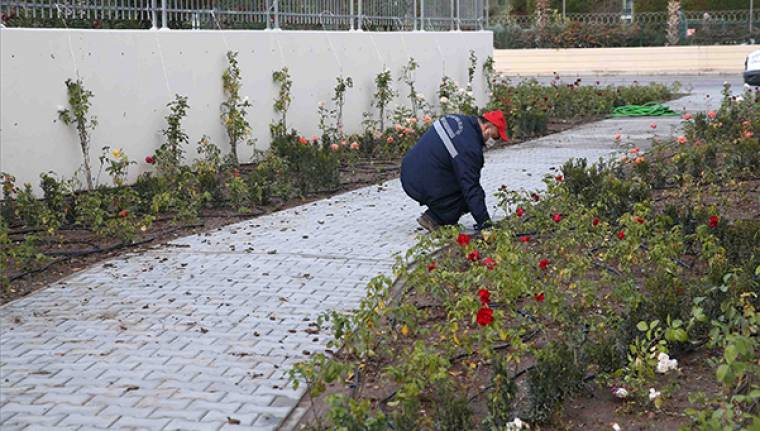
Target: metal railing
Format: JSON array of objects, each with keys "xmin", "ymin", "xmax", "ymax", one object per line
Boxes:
[
  {"xmin": 491, "ymin": 9, "xmax": 759, "ymax": 30},
  {"xmin": 0, "ymin": 0, "xmax": 488, "ymax": 31}
]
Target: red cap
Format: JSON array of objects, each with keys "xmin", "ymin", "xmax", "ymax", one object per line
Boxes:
[{"xmin": 483, "ymin": 110, "xmax": 508, "ymax": 142}]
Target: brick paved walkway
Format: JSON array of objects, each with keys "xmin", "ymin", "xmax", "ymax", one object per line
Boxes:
[{"xmin": 0, "ymin": 89, "xmax": 718, "ymax": 430}]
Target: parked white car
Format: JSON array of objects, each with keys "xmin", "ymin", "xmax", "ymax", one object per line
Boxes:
[{"xmin": 745, "ymin": 48, "xmax": 760, "ymax": 86}]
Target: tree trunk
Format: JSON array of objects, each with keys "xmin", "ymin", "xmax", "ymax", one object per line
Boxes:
[
  {"xmin": 77, "ymin": 122, "xmax": 93, "ymax": 191},
  {"xmin": 667, "ymin": 0, "xmax": 681, "ymax": 46},
  {"xmin": 535, "ymin": 0, "xmax": 549, "ymax": 32}
]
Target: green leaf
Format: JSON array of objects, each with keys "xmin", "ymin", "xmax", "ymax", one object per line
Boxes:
[
  {"xmin": 724, "ymin": 345, "xmax": 737, "ymax": 364},
  {"xmin": 637, "ymin": 321, "xmax": 648, "ymax": 332},
  {"xmin": 716, "ymin": 364, "xmax": 730, "ymax": 383}
]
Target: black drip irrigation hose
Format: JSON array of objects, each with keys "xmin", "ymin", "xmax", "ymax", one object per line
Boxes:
[{"xmin": 7, "ymin": 223, "xmax": 204, "ymax": 283}]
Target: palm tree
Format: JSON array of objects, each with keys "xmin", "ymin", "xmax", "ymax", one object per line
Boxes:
[
  {"xmin": 667, "ymin": 0, "xmax": 681, "ymax": 45},
  {"xmin": 535, "ymin": 0, "xmax": 550, "ymax": 32}
]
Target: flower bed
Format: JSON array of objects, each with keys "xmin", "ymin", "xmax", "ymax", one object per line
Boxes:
[
  {"xmin": 287, "ymin": 86, "xmax": 759, "ymax": 430},
  {"xmin": 0, "ymin": 52, "xmax": 675, "ymax": 302}
]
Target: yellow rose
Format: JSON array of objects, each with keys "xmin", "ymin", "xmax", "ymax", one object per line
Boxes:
[{"xmin": 111, "ymin": 148, "xmax": 121, "ymax": 158}]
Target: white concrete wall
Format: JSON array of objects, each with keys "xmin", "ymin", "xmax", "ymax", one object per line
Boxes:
[
  {"xmin": 494, "ymin": 45, "xmax": 759, "ymax": 76},
  {"xmin": 0, "ymin": 28, "xmax": 492, "ymax": 191}
]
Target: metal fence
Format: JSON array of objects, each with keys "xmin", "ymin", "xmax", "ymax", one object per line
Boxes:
[
  {"xmin": 493, "ymin": 9, "xmax": 758, "ymax": 31},
  {"xmin": 0, "ymin": 0, "xmax": 489, "ymax": 30}
]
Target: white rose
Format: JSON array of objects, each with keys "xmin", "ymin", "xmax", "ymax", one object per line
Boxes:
[
  {"xmin": 56, "ymin": 105, "xmax": 66, "ymax": 112},
  {"xmin": 735, "ymin": 96, "xmax": 744, "ymax": 103},
  {"xmin": 440, "ymin": 96, "xmax": 449, "ymax": 104},
  {"xmin": 416, "ymin": 93, "xmax": 425, "ymax": 101},
  {"xmin": 612, "ymin": 424, "xmax": 622, "ymax": 431},
  {"xmin": 466, "ymin": 91, "xmax": 473, "ymax": 97},
  {"xmin": 613, "ymin": 387, "xmax": 629, "ymax": 399},
  {"xmin": 648, "ymin": 388, "xmax": 661, "ymax": 401},
  {"xmin": 667, "ymin": 358, "xmax": 678, "ymax": 371},
  {"xmin": 318, "ymin": 101, "xmax": 325, "ymax": 108}
]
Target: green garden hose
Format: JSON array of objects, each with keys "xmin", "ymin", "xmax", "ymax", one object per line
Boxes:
[{"xmin": 611, "ymin": 102, "xmax": 679, "ymax": 118}]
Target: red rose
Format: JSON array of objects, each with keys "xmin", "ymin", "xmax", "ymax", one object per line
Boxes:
[
  {"xmin": 483, "ymin": 257, "xmax": 496, "ymax": 271},
  {"xmin": 476, "ymin": 307, "xmax": 494, "ymax": 326},
  {"xmin": 552, "ymin": 213, "xmax": 562, "ymax": 223},
  {"xmin": 519, "ymin": 235, "xmax": 530, "ymax": 243},
  {"xmin": 478, "ymin": 289, "xmax": 490, "ymax": 305},
  {"xmin": 118, "ymin": 209, "xmax": 129, "ymax": 218},
  {"xmin": 592, "ymin": 217, "xmax": 600, "ymax": 226},
  {"xmin": 467, "ymin": 250, "xmax": 480, "ymax": 262},
  {"xmin": 634, "ymin": 216, "xmax": 645, "ymax": 224},
  {"xmin": 617, "ymin": 230, "xmax": 625, "ymax": 240},
  {"xmin": 708, "ymin": 215, "xmax": 719, "ymax": 228},
  {"xmin": 427, "ymin": 261, "xmax": 436, "ymax": 272},
  {"xmin": 516, "ymin": 207, "xmax": 524, "ymax": 218},
  {"xmin": 539, "ymin": 258, "xmax": 550, "ymax": 270},
  {"xmin": 457, "ymin": 233, "xmax": 471, "ymax": 247},
  {"xmin": 555, "ymin": 175, "xmax": 563, "ymax": 183},
  {"xmin": 232, "ymin": 169, "xmax": 240, "ymax": 178},
  {"xmin": 531, "ymin": 193, "xmax": 540, "ymax": 202},
  {"xmin": 145, "ymin": 155, "xmax": 156, "ymax": 165},
  {"xmin": 534, "ymin": 292, "xmax": 545, "ymax": 302}
]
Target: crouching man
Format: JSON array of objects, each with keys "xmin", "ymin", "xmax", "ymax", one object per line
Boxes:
[{"xmin": 400, "ymin": 111, "xmax": 508, "ymax": 232}]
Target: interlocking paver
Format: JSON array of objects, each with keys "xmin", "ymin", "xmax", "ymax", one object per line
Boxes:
[{"xmin": 0, "ymin": 84, "xmax": 724, "ymax": 430}]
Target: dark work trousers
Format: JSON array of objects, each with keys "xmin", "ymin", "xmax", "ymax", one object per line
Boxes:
[{"xmin": 423, "ymin": 192, "xmax": 470, "ymax": 226}]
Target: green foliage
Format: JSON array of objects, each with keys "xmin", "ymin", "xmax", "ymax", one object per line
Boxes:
[
  {"xmin": 485, "ymin": 358, "xmax": 518, "ymax": 428},
  {"xmin": 270, "ymin": 132, "xmax": 340, "ymax": 195},
  {"xmin": 399, "ymin": 57, "xmax": 420, "ymax": 116},
  {"xmin": 221, "ymin": 51, "xmax": 254, "ymax": 166},
  {"xmin": 332, "ymin": 75, "xmax": 353, "ymax": 140},
  {"xmin": 372, "ymin": 69, "xmax": 395, "ymax": 131},
  {"xmin": 271, "ymin": 66, "xmax": 293, "ymax": 137},
  {"xmin": 0, "ymin": 219, "xmax": 47, "ymax": 291},
  {"xmin": 58, "ymin": 78, "xmax": 97, "ymax": 190},
  {"xmin": 562, "ymin": 158, "xmax": 651, "ymax": 220},
  {"xmin": 467, "ymin": 50, "xmax": 478, "ymax": 88},
  {"xmin": 527, "ymin": 340, "xmax": 587, "ymax": 423},
  {"xmin": 324, "ymin": 395, "xmax": 389, "ymax": 431}
]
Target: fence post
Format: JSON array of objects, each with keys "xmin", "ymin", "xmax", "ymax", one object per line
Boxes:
[
  {"xmin": 751, "ymin": 0, "xmax": 754, "ymax": 36},
  {"xmin": 151, "ymin": 0, "xmax": 158, "ymax": 29},
  {"xmin": 420, "ymin": 0, "xmax": 425, "ymax": 31},
  {"xmin": 350, "ymin": 0, "xmax": 354, "ymax": 30},
  {"xmin": 456, "ymin": 0, "xmax": 460, "ymax": 31},
  {"xmin": 479, "ymin": 0, "xmax": 484, "ymax": 29},
  {"xmin": 485, "ymin": 0, "xmax": 489, "ymax": 28},
  {"xmin": 273, "ymin": 0, "xmax": 279, "ymax": 29},
  {"xmin": 160, "ymin": 0, "xmax": 168, "ymax": 29},
  {"xmin": 450, "ymin": 0, "xmax": 455, "ymax": 30},
  {"xmin": 265, "ymin": 0, "xmax": 271, "ymax": 30},
  {"xmin": 357, "ymin": 0, "xmax": 362, "ymax": 31},
  {"xmin": 413, "ymin": 0, "xmax": 417, "ymax": 31}
]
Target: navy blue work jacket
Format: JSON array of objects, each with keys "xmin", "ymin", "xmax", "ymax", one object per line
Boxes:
[{"xmin": 400, "ymin": 115, "xmax": 490, "ymax": 225}]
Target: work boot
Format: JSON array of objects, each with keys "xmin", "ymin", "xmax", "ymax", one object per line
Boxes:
[{"xmin": 417, "ymin": 212, "xmax": 441, "ymax": 232}]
